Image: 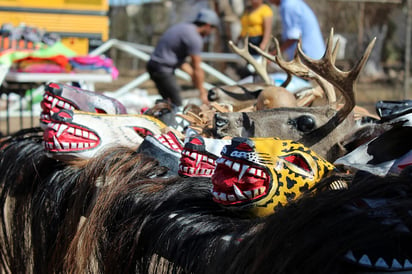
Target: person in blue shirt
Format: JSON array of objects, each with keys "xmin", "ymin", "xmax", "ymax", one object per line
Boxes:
[{"xmin": 269, "ymin": 0, "xmax": 325, "ymax": 60}]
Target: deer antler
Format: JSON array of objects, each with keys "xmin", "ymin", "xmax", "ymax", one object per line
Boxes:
[
  {"xmin": 249, "ymin": 37, "xmax": 295, "ymax": 88},
  {"xmin": 249, "ymin": 33, "xmax": 338, "ymax": 107},
  {"xmin": 297, "ymin": 29, "xmax": 376, "ymax": 125},
  {"xmin": 228, "ymin": 37, "xmax": 272, "ymax": 84}
]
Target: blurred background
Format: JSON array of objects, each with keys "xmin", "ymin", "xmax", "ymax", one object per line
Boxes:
[
  {"xmin": 0, "ymin": 0, "xmax": 411, "ymax": 127},
  {"xmin": 107, "ymin": 0, "xmax": 404, "ymax": 74},
  {"xmin": 106, "ymin": 0, "xmax": 412, "ymax": 102}
]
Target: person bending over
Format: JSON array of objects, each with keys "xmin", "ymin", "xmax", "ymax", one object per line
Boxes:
[{"xmin": 146, "ymin": 9, "xmax": 219, "ymax": 107}]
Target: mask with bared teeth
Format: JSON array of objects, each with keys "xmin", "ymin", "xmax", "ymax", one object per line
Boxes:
[{"xmin": 211, "ymin": 137, "xmax": 335, "ymax": 217}]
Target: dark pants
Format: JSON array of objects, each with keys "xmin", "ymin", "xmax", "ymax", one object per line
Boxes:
[
  {"xmin": 248, "ymin": 36, "xmax": 263, "ymax": 56},
  {"xmin": 146, "ymin": 61, "xmax": 182, "ymax": 106}
]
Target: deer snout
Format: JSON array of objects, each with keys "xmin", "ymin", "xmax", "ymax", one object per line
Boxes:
[
  {"xmin": 213, "ymin": 113, "xmax": 229, "ymax": 138},
  {"xmin": 208, "ymin": 88, "xmax": 219, "ymax": 101},
  {"xmin": 214, "ymin": 113, "xmax": 229, "ymax": 128}
]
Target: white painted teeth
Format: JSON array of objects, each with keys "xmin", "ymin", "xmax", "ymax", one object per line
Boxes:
[
  {"xmin": 181, "ymin": 149, "xmax": 216, "ymax": 168},
  {"xmin": 178, "ymin": 164, "xmax": 214, "ymax": 176},
  {"xmin": 253, "ymin": 188, "xmax": 260, "ymax": 196},
  {"xmin": 56, "ymin": 124, "xmax": 68, "ymax": 137},
  {"xmin": 344, "ymin": 250, "xmax": 411, "ymax": 270},
  {"xmin": 217, "ymin": 158, "xmax": 266, "ymax": 180},
  {"xmin": 159, "ymin": 134, "xmax": 180, "ymax": 150},
  {"xmin": 233, "ymin": 184, "xmax": 247, "ymax": 200},
  {"xmin": 375, "ymin": 257, "xmax": 389, "ymax": 268},
  {"xmin": 45, "ymin": 95, "xmax": 74, "ymax": 111},
  {"xmin": 212, "ymin": 186, "xmax": 266, "ymax": 203},
  {"xmin": 244, "ymin": 190, "xmax": 253, "ymax": 199},
  {"xmin": 232, "ymin": 162, "xmax": 240, "ymax": 172},
  {"xmin": 238, "ymin": 164, "xmax": 249, "ymax": 180},
  {"xmin": 51, "ymin": 98, "xmax": 59, "ymax": 109},
  {"xmin": 46, "ymin": 123, "xmax": 98, "ymax": 151},
  {"xmin": 218, "ymin": 192, "xmax": 227, "ymax": 201},
  {"xmin": 48, "ymin": 123, "xmax": 97, "ymax": 141},
  {"xmin": 53, "ymin": 136, "xmax": 61, "ymax": 150},
  {"xmin": 391, "ymin": 258, "xmax": 402, "ymax": 269},
  {"xmin": 225, "ymin": 159, "xmax": 233, "ymax": 168},
  {"xmin": 359, "ymin": 254, "xmax": 372, "ymax": 266}
]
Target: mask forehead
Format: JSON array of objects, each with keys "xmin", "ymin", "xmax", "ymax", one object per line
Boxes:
[
  {"xmin": 253, "ymin": 138, "xmax": 292, "ymax": 157},
  {"xmin": 253, "ymin": 138, "xmax": 332, "ymax": 173}
]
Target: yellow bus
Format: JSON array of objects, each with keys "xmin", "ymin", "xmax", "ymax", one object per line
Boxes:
[{"xmin": 0, "ymin": 0, "xmax": 109, "ymax": 54}]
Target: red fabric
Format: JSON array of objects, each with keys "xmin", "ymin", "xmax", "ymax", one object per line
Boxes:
[{"xmin": 14, "ymin": 55, "xmax": 70, "ymax": 68}]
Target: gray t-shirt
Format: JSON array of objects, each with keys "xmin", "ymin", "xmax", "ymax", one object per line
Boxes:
[{"xmin": 150, "ymin": 23, "xmax": 203, "ymax": 72}]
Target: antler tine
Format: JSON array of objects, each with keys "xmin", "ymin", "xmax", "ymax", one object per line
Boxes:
[
  {"xmin": 228, "ymin": 38, "xmax": 272, "ymax": 84},
  {"xmin": 252, "ymin": 36, "xmax": 337, "ymax": 105},
  {"xmin": 323, "ymin": 28, "xmax": 342, "ymax": 65},
  {"xmin": 297, "ymin": 28, "xmax": 376, "ymax": 122},
  {"xmin": 331, "ymin": 36, "xmax": 340, "ymax": 65},
  {"xmin": 249, "ymin": 37, "xmax": 292, "ymax": 88}
]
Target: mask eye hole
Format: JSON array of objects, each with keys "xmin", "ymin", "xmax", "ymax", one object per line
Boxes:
[
  {"xmin": 133, "ymin": 127, "xmax": 153, "ymax": 138},
  {"xmin": 232, "ymin": 137, "xmax": 255, "ymax": 151},
  {"xmin": 94, "ymin": 108, "xmax": 107, "ymax": 114},
  {"xmin": 284, "ymin": 155, "xmax": 310, "ymax": 172}
]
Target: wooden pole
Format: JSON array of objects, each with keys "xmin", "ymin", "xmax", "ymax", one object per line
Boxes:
[{"xmin": 405, "ymin": 0, "xmax": 412, "ymax": 99}]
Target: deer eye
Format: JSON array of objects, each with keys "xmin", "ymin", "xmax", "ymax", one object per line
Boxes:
[
  {"xmin": 289, "ymin": 115, "xmax": 316, "ymax": 133},
  {"xmin": 296, "ymin": 115, "xmax": 316, "ymax": 132}
]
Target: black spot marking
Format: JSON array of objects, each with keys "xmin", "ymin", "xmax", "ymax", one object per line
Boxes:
[
  {"xmin": 299, "ymin": 183, "xmax": 310, "ymax": 193},
  {"xmin": 286, "ymin": 177, "xmax": 298, "ymax": 189},
  {"xmin": 284, "ymin": 191, "xmax": 297, "ymax": 201}
]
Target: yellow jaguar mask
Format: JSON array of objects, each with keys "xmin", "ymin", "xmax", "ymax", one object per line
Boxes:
[{"xmin": 211, "ymin": 137, "xmax": 335, "ymax": 217}]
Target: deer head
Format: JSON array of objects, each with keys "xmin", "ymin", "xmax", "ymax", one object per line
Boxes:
[
  {"xmin": 207, "ymin": 37, "xmax": 296, "ymax": 111},
  {"xmin": 213, "ymin": 30, "xmax": 376, "ymax": 162},
  {"xmin": 249, "ymin": 34, "xmax": 338, "ymax": 107}
]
